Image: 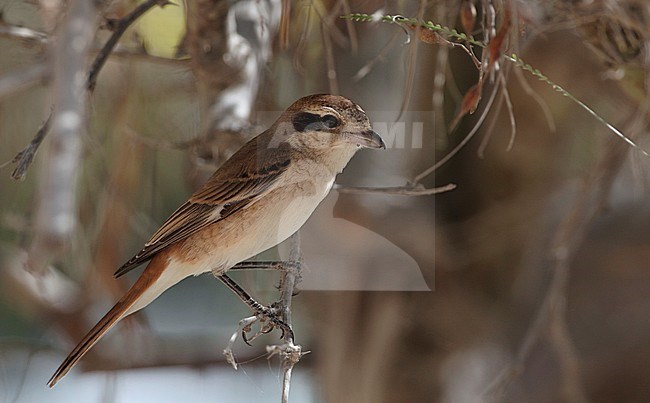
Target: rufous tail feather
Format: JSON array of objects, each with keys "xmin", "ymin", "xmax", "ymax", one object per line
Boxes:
[{"xmin": 47, "ymin": 257, "xmax": 167, "ymax": 387}]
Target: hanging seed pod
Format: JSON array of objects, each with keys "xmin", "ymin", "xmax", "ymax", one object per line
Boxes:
[
  {"xmin": 450, "ymin": 82, "xmax": 483, "ymax": 130},
  {"xmin": 460, "ymin": 0, "xmax": 477, "ymax": 35},
  {"xmin": 487, "ymin": 8, "xmax": 511, "ymax": 74}
]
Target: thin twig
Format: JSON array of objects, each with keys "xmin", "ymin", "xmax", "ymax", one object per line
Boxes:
[
  {"xmin": 10, "ymin": 114, "xmax": 52, "ymax": 181},
  {"xmin": 477, "ymin": 75, "xmax": 506, "ymax": 157},
  {"xmin": 476, "ymin": 69, "xmax": 516, "ymax": 155},
  {"xmin": 413, "ymin": 79, "xmax": 500, "ymax": 183},
  {"xmin": 314, "ymin": 1, "xmax": 349, "ymax": 49},
  {"xmin": 396, "ymin": 0, "xmax": 427, "ymax": 122},
  {"xmin": 345, "ymin": 14, "xmax": 649, "ymax": 157},
  {"xmin": 7, "ymin": 0, "xmax": 170, "ymax": 181},
  {"xmin": 501, "ymin": 73, "xmax": 517, "ymax": 151},
  {"xmin": 513, "ymin": 64, "xmax": 556, "ymax": 133},
  {"xmin": 508, "ymin": 53, "xmax": 649, "ymax": 156},
  {"xmin": 334, "ymin": 183, "xmax": 456, "ymax": 195},
  {"xmin": 87, "ymin": 0, "xmax": 172, "ymax": 91}
]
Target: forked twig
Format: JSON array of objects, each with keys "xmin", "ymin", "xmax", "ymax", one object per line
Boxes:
[
  {"xmin": 413, "ymin": 78, "xmax": 500, "ymax": 183},
  {"xmin": 87, "ymin": 0, "xmax": 173, "ymax": 91},
  {"xmin": 8, "ymin": 0, "xmax": 171, "ymax": 181}
]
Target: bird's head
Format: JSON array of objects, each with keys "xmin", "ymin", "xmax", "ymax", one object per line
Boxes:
[{"xmin": 274, "ymin": 94, "xmax": 385, "ymax": 152}]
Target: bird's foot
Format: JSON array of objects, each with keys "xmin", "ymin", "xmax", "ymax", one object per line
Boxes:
[{"xmin": 243, "ymin": 302, "xmax": 294, "ymax": 345}]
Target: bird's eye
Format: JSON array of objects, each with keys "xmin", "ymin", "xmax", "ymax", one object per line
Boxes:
[
  {"xmin": 292, "ymin": 112, "xmax": 341, "ymax": 132},
  {"xmin": 321, "ymin": 114, "xmax": 340, "ymax": 128}
]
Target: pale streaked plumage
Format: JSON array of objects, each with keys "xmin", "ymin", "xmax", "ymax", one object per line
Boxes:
[{"xmin": 47, "ymin": 94, "xmax": 385, "ymax": 387}]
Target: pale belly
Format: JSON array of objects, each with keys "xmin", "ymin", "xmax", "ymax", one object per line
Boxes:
[{"xmin": 170, "ymin": 173, "xmax": 335, "ymax": 276}]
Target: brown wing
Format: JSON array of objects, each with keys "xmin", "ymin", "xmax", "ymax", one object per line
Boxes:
[{"xmin": 115, "ymin": 135, "xmax": 291, "ymax": 278}]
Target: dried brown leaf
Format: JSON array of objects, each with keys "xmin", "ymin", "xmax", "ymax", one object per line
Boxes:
[
  {"xmin": 460, "ymin": 0, "xmax": 477, "ymax": 35},
  {"xmin": 487, "ymin": 8, "xmax": 511, "ymax": 73},
  {"xmin": 450, "ymin": 82, "xmax": 483, "ymax": 130}
]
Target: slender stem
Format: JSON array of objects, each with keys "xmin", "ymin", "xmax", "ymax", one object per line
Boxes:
[
  {"xmin": 334, "ymin": 183, "xmax": 456, "ymax": 196},
  {"xmin": 87, "ymin": 0, "xmax": 170, "ymax": 91},
  {"xmin": 280, "ymin": 232, "xmax": 301, "ymax": 335},
  {"xmin": 279, "ymin": 232, "xmax": 302, "ymax": 403}
]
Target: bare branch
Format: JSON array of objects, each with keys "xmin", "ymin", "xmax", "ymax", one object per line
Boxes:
[
  {"xmin": 5, "ymin": 0, "xmax": 178, "ymax": 181},
  {"xmin": 276, "ymin": 232, "xmax": 304, "ymax": 403},
  {"xmin": 28, "ymin": 0, "xmax": 98, "ymax": 273},
  {"xmin": 267, "ymin": 341, "xmax": 303, "ymax": 403},
  {"xmin": 87, "ymin": 0, "xmax": 172, "ymax": 91},
  {"xmin": 334, "ymin": 182, "xmax": 456, "ymax": 196}
]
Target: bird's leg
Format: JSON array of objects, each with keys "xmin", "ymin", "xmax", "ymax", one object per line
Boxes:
[
  {"xmin": 230, "ymin": 260, "xmax": 301, "ymax": 272},
  {"xmin": 230, "ymin": 260, "xmax": 303, "ymax": 295},
  {"xmin": 230, "ymin": 261, "xmax": 285, "ymax": 270},
  {"xmin": 215, "ymin": 273, "xmax": 294, "ymax": 344}
]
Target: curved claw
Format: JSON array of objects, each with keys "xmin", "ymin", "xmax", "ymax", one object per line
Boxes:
[
  {"xmin": 242, "ymin": 329, "xmax": 253, "ymax": 346},
  {"xmin": 269, "ymin": 317, "xmax": 294, "ymax": 342},
  {"xmin": 240, "ymin": 306, "xmax": 295, "ymax": 344}
]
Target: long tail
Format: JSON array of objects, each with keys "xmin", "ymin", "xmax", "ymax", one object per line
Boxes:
[{"xmin": 47, "ymin": 255, "xmax": 176, "ymax": 387}]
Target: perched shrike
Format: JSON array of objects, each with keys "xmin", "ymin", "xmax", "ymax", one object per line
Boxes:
[{"xmin": 48, "ymin": 94, "xmax": 385, "ymax": 387}]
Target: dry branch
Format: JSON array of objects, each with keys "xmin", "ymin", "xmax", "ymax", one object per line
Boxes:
[
  {"xmin": 334, "ymin": 183, "xmax": 456, "ymax": 196},
  {"xmin": 28, "ymin": 0, "xmax": 98, "ymax": 274},
  {"xmin": 87, "ymin": 0, "xmax": 172, "ymax": 91}
]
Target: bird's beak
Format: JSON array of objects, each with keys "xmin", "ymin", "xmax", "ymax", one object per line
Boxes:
[{"xmin": 350, "ymin": 129, "xmax": 386, "ymax": 149}]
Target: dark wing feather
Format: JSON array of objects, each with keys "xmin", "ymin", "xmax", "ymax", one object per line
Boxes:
[
  {"xmin": 115, "ymin": 136, "xmax": 291, "ymax": 278},
  {"xmin": 114, "ymin": 202, "xmax": 216, "ymax": 276}
]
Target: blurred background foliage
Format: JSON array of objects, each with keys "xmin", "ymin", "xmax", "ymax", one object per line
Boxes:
[{"xmin": 1, "ymin": 0, "xmax": 650, "ymax": 402}]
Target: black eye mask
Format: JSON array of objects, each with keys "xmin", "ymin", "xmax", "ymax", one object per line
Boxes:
[{"xmin": 292, "ymin": 112, "xmax": 341, "ymax": 132}]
